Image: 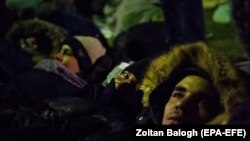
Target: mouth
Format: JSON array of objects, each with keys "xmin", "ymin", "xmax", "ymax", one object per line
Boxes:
[{"xmin": 166, "ymin": 116, "xmax": 184, "ymax": 125}]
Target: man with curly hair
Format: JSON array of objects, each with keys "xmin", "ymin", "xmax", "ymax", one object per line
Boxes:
[
  {"xmin": 1, "ymin": 18, "xmax": 130, "ymax": 141},
  {"xmin": 7, "ymin": 18, "xmax": 65, "ymax": 63}
]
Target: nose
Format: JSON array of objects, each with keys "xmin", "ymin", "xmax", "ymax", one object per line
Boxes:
[
  {"xmin": 175, "ymin": 93, "xmax": 195, "ymax": 111},
  {"xmin": 54, "ymin": 52, "xmax": 63, "ymax": 62}
]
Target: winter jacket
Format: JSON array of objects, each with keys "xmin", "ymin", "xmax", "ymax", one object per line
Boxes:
[
  {"xmin": 0, "ymin": 59, "xmax": 131, "ymax": 140},
  {"xmin": 0, "ymin": 59, "xmax": 88, "ymax": 107},
  {"xmin": 137, "ymin": 42, "xmax": 250, "ymax": 124},
  {"xmin": 0, "ymin": 96, "xmax": 130, "ymax": 141}
]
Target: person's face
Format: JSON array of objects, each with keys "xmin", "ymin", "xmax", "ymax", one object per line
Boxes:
[
  {"xmin": 114, "ymin": 71, "xmax": 137, "ymax": 90},
  {"xmin": 162, "ymin": 75, "xmax": 220, "ymax": 125},
  {"xmin": 112, "ymin": 70, "xmax": 143, "ymax": 115},
  {"xmin": 55, "ymin": 44, "xmax": 80, "ymax": 73},
  {"xmin": 20, "ymin": 37, "xmax": 38, "ymax": 54},
  {"xmin": 20, "ymin": 37, "xmax": 45, "ymax": 63}
]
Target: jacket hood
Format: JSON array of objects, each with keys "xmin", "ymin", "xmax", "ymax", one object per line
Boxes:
[{"xmin": 139, "ymin": 42, "xmax": 249, "ymax": 124}]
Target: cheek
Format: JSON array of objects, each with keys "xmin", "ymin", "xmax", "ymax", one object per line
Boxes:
[
  {"xmin": 198, "ymin": 107, "xmax": 214, "ymax": 123},
  {"xmin": 62, "ymin": 56, "xmax": 80, "ymax": 72},
  {"xmin": 164, "ymin": 98, "xmax": 176, "ymax": 110},
  {"xmin": 63, "ymin": 56, "xmax": 78, "ymax": 66},
  {"xmin": 163, "ymin": 100, "xmax": 173, "ymax": 116},
  {"xmin": 164, "ymin": 102, "xmax": 170, "ymax": 113},
  {"xmin": 162, "ymin": 101, "xmax": 173, "ymax": 124},
  {"xmin": 115, "ymin": 78, "xmax": 135, "ymax": 89}
]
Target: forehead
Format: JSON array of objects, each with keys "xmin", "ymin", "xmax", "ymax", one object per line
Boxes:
[
  {"xmin": 61, "ymin": 44, "xmax": 72, "ymax": 50},
  {"xmin": 175, "ymin": 75, "xmax": 213, "ymax": 94}
]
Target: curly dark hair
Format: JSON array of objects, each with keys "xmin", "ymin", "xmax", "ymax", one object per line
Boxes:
[
  {"xmin": 232, "ymin": 0, "xmax": 250, "ymax": 56},
  {"xmin": 7, "ymin": 18, "xmax": 65, "ymax": 56}
]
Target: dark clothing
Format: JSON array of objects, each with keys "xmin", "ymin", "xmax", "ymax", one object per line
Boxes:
[
  {"xmin": 0, "ymin": 0, "xmax": 16, "ymax": 38},
  {"xmin": 0, "ymin": 69, "xmax": 82, "ymax": 107},
  {"xmin": 0, "ymin": 39, "xmax": 34, "ymax": 76},
  {"xmin": 82, "ymin": 78, "xmax": 143, "ymax": 124},
  {"xmin": 136, "ymin": 108, "xmax": 158, "ymax": 125},
  {"xmin": 161, "ymin": 0, "xmax": 206, "ymax": 47},
  {"xmin": 0, "ymin": 63, "xmax": 13, "ymax": 85},
  {"xmin": 0, "ymin": 67, "xmax": 131, "ymax": 140},
  {"xmin": 0, "ymin": 97, "xmax": 131, "ymax": 141},
  {"xmin": 5, "ymin": 0, "xmax": 109, "ymax": 48},
  {"xmin": 113, "ymin": 22, "xmax": 168, "ymax": 61},
  {"xmin": 40, "ymin": 11, "xmax": 109, "ymax": 48},
  {"xmin": 228, "ymin": 100, "xmax": 250, "ymax": 124},
  {"xmin": 87, "ymin": 54, "xmax": 114, "ymax": 83}
]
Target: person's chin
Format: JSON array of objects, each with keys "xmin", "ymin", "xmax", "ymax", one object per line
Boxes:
[{"xmin": 164, "ymin": 119, "xmax": 183, "ymax": 125}]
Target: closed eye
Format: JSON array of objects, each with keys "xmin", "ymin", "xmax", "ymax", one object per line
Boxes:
[
  {"xmin": 171, "ymin": 86, "xmax": 186, "ymax": 99},
  {"xmin": 171, "ymin": 91, "xmax": 184, "ymax": 99},
  {"xmin": 63, "ymin": 49, "xmax": 73, "ymax": 56}
]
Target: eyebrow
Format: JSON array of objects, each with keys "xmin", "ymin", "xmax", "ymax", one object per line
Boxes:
[
  {"xmin": 174, "ymin": 86, "xmax": 186, "ymax": 92},
  {"xmin": 174, "ymin": 85, "xmax": 215, "ymax": 99}
]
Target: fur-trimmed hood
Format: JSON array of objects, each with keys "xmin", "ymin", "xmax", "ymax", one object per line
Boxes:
[{"xmin": 139, "ymin": 42, "xmax": 249, "ymax": 124}]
